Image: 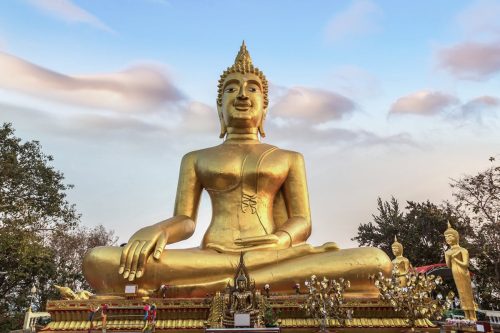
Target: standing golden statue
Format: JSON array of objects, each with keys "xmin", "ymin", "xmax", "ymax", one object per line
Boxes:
[
  {"xmin": 83, "ymin": 42, "xmax": 391, "ymax": 298},
  {"xmin": 391, "ymin": 236, "xmax": 412, "ymax": 286},
  {"xmin": 444, "ymin": 222, "xmax": 476, "ymax": 321}
]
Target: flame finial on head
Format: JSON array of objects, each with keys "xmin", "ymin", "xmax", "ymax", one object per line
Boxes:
[
  {"xmin": 392, "ymin": 235, "xmax": 403, "ymax": 251},
  {"xmin": 444, "ymin": 221, "xmax": 459, "ymax": 239},
  {"xmin": 234, "ymin": 40, "xmax": 253, "ymax": 67}
]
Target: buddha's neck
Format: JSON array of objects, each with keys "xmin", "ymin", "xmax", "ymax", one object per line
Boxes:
[{"xmin": 224, "ymin": 127, "xmax": 260, "ymax": 144}]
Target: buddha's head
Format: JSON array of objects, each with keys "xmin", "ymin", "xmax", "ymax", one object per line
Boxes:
[
  {"xmin": 217, "ymin": 41, "xmax": 269, "ymax": 138},
  {"xmin": 444, "ymin": 222, "xmax": 459, "ymax": 246},
  {"xmin": 391, "ymin": 236, "xmax": 403, "ymax": 257},
  {"xmin": 236, "ymin": 273, "xmax": 248, "ymax": 291}
]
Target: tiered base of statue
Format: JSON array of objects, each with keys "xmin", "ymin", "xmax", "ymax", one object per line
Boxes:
[{"xmin": 41, "ymin": 296, "xmax": 439, "ymax": 333}]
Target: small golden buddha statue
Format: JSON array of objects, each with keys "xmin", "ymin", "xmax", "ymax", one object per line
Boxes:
[
  {"xmin": 225, "ymin": 253, "xmax": 256, "ymax": 316},
  {"xmin": 391, "ymin": 236, "xmax": 411, "ymax": 286},
  {"xmin": 444, "ymin": 222, "xmax": 476, "ymax": 321},
  {"xmin": 231, "ymin": 276, "xmax": 253, "ymax": 314},
  {"xmin": 83, "ymin": 42, "xmax": 391, "ymax": 299}
]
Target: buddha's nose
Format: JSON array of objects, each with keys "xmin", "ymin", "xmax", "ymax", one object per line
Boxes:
[{"xmin": 237, "ymin": 84, "xmax": 248, "ymax": 99}]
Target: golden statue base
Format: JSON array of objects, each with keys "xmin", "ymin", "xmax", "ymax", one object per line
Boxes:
[{"xmin": 41, "ymin": 295, "xmax": 439, "ymax": 333}]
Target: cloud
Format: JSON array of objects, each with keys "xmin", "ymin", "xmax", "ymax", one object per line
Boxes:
[
  {"xmin": 435, "ymin": 0, "xmax": 500, "ymax": 81},
  {"xmin": 0, "ymin": 52, "xmax": 184, "ymax": 112},
  {"xmin": 270, "ymin": 87, "xmax": 356, "ymax": 123},
  {"xmin": 179, "ymin": 101, "xmax": 218, "ymax": 133},
  {"xmin": 460, "ymin": 96, "xmax": 500, "ymax": 120},
  {"xmin": 437, "ymin": 41, "xmax": 500, "ymax": 80},
  {"xmin": 266, "ymin": 121, "xmax": 415, "ymax": 148},
  {"xmin": 324, "ymin": 0, "xmax": 382, "ymax": 43},
  {"xmin": 456, "ymin": 0, "xmax": 500, "ymax": 38},
  {"xmin": 28, "ymin": 0, "xmax": 114, "ymax": 33},
  {"xmin": 389, "ymin": 90, "xmax": 459, "ymax": 116}
]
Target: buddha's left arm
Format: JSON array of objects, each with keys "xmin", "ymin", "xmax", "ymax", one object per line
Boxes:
[{"xmin": 278, "ymin": 152, "xmax": 312, "ymax": 245}]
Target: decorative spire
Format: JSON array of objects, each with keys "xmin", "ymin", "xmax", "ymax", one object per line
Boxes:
[
  {"xmin": 233, "ymin": 252, "xmax": 250, "ymax": 283},
  {"xmin": 234, "ymin": 40, "xmax": 253, "ymax": 68}
]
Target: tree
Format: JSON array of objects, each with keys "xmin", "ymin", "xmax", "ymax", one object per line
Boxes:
[
  {"xmin": 451, "ymin": 159, "xmax": 500, "ymax": 309},
  {"xmin": 0, "ymin": 123, "xmax": 116, "ymax": 332},
  {"xmin": 353, "ymin": 197, "xmax": 472, "ymax": 267}
]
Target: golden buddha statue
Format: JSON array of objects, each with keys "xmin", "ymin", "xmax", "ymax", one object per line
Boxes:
[
  {"xmin": 391, "ymin": 236, "xmax": 412, "ymax": 286},
  {"xmin": 444, "ymin": 222, "xmax": 476, "ymax": 321},
  {"xmin": 83, "ymin": 42, "xmax": 392, "ymax": 299}
]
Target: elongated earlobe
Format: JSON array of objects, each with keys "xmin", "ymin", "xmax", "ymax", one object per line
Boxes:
[
  {"xmin": 217, "ymin": 104, "xmax": 227, "ymax": 139},
  {"xmin": 258, "ymin": 110, "xmax": 267, "ymax": 138}
]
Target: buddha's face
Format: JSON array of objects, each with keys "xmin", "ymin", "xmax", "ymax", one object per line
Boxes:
[
  {"xmin": 445, "ymin": 233, "xmax": 457, "ymax": 246},
  {"xmin": 237, "ymin": 280, "xmax": 246, "ymax": 291},
  {"xmin": 219, "ymin": 72, "xmax": 265, "ymax": 130},
  {"xmin": 391, "ymin": 245, "xmax": 402, "ymax": 256}
]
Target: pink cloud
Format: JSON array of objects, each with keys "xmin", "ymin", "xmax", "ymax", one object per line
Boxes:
[
  {"xmin": 0, "ymin": 52, "xmax": 183, "ymax": 112},
  {"xmin": 324, "ymin": 0, "xmax": 382, "ymax": 43},
  {"xmin": 28, "ymin": 0, "xmax": 114, "ymax": 33},
  {"xmin": 271, "ymin": 87, "xmax": 356, "ymax": 123},
  {"xmin": 461, "ymin": 95, "xmax": 500, "ymax": 119},
  {"xmin": 389, "ymin": 90, "xmax": 459, "ymax": 116},
  {"xmin": 437, "ymin": 41, "xmax": 500, "ymax": 80}
]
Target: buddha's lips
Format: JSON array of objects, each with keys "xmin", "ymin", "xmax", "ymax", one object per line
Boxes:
[{"xmin": 234, "ymin": 102, "xmax": 251, "ymax": 111}]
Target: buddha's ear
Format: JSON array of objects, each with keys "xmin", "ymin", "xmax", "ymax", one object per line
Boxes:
[
  {"xmin": 258, "ymin": 108, "xmax": 267, "ymax": 138},
  {"xmin": 217, "ymin": 103, "xmax": 227, "ymax": 139}
]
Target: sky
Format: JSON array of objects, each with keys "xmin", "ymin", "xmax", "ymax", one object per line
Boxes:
[{"xmin": 0, "ymin": 0, "xmax": 499, "ymax": 249}]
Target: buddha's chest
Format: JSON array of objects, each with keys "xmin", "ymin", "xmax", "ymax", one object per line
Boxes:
[{"xmin": 196, "ymin": 147, "xmax": 288, "ymax": 192}]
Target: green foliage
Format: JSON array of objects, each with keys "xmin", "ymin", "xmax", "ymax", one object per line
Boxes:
[
  {"xmin": 0, "ymin": 123, "xmax": 116, "ymax": 332},
  {"xmin": 263, "ymin": 306, "xmax": 280, "ymax": 327},
  {"xmin": 353, "ymin": 158, "xmax": 500, "ymax": 310},
  {"xmin": 353, "ymin": 198, "xmax": 472, "ymax": 266},
  {"xmin": 451, "ymin": 161, "xmax": 500, "ymax": 309}
]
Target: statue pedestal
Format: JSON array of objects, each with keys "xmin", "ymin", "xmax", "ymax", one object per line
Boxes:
[
  {"xmin": 205, "ymin": 329, "xmax": 280, "ymax": 333},
  {"xmin": 40, "ymin": 295, "xmax": 440, "ymax": 333}
]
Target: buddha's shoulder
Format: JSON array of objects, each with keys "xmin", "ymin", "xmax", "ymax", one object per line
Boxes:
[
  {"xmin": 180, "ymin": 144, "xmax": 305, "ymax": 161},
  {"xmin": 179, "ymin": 145, "xmax": 227, "ymax": 163}
]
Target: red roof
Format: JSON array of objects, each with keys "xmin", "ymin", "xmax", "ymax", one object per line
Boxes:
[{"xmin": 414, "ymin": 263, "xmax": 447, "ymax": 274}]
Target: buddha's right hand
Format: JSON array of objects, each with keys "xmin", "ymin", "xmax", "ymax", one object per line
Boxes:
[
  {"xmin": 118, "ymin": 223, "xmax": 168, "ymax": 281},
  {"xmin": 118, "ymin": 215, "xmax": 195, "ymax": 281}
]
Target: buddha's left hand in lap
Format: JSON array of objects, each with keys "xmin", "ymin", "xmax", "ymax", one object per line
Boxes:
[{"xmin": 206, "ymin": 231, "xmax": 291, "ymax": 253}]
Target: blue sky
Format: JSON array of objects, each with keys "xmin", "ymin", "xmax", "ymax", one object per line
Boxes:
[{"xmin": 1, "ymin": 0, "xmax": 499, "ymax": 248}]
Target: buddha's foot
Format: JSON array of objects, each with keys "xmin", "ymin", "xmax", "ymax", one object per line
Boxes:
[{"xmin": 312, "ymin": 242, "xmax": 339, "ymax": 252}]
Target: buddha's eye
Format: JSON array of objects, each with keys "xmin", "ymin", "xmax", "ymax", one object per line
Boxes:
[
  {"xmin": 248, "ymin": 85, "xmax": 260, "ymax": 93},
  {"xmin": 224, "ymin": 87, "xmax": 237, "ymax": 93}
]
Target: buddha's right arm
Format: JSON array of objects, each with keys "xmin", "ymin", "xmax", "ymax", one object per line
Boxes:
[
  {"xmin": 152, "ymin": 151, "xmax": 203, "ymax": 244},
  {"xmin": 118, "ymin": 152, "xmax": 202, "ymax": 281}
]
